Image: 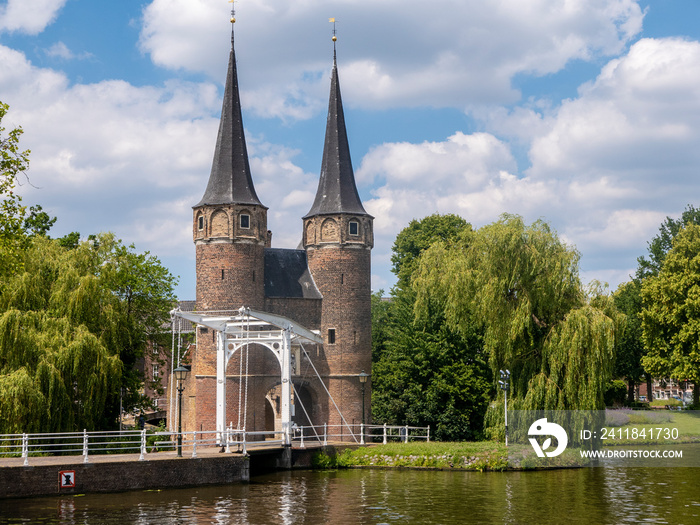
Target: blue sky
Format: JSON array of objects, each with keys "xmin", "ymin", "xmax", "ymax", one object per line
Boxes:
[{"xmin": 2, "ymin": 0, "xmax": 700, "ymax": 300}]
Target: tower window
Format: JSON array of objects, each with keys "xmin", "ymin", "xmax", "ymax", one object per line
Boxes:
[
  {"xmin": 349, "ymin": 220, "xmax": 359, "ymax": 236},
  {"xmin": 240, "ymin": 214, "xmax": 250, "ymax": 229},
  {"xmin": 327, "ymin": 328, "xmax": 336, "ymax": 345},
  {"xmin": 197, "ymin": 215, "xmax": 204, "ymax": 230},
  {"xmin": 221, "ymin": 269, "xmax": 225, "ymax": 280}
]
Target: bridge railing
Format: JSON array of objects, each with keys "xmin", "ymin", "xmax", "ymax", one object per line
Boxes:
[
  {"xmin": 1, "ymin": 423, "xmax": 430, "ymax": 466},
  {"xmin": 291, "ymin": 423, "xmax": 430, "ymax": 448},
  {"xmin": 153, "ymin": 428, "xmax": 285, "ymax": 456},
  {"xmin": 0, "ymin": 429, "xmax": 151, "ymax": 466},
  {"xmin": 0, "ymin": 428, "xmax": 284, "ymax": 466}
]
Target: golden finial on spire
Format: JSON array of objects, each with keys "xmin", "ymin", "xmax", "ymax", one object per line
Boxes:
[
  {"xmin": 229, "ymin": 0, "xmax": 236, "ymax": 23},
  {"xmin": 329, "ymin": 18, "xmax": 337, "ymax": 42}
]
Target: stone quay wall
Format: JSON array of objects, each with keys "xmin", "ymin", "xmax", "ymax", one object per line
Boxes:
[{"xmin": 0, "ymin": 454, "xmax": 249, "ymax": 500}]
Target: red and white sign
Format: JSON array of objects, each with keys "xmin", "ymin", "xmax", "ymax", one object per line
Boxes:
[{"xmin": 59, "ymin": 470, "xmax": 76, "ymax": 488}]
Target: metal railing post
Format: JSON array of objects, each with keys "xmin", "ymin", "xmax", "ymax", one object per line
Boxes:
[
  {"xmin": 83, "ymin": 429, "xmax": 89, "ymax": 463},
  {"xmin": 404, "ymin": 425, "xmax": 408, "ymax": 443},
  {"xmin": 300, "ymin": 428, "xmax": 305, "ymax": 449},
  {"xmin": 383, "ymin": 423, "xmax": 387, "ymax": 445},
  {"xmin": 225, "ymin": 425, "xmax": 231, "ymax": 454},
  {"xmin": 360, "ymin": 423, "xmax": 365, "ymax": 445},
  {"xmin": 241, "ymin": 431, "xmax": 247, "ymax": 455},
  {"xmin": 22, "ymin": 434, "xmax": 28, "ymax": 466},
  {"xmin": 191, "ymin": 431, "xmax": 198, "ymax": 458},
  {"xmin": 323, "ymin": 423, "xmax": 327, "ymax": 446},
  {"xmin": 427, "ymin": 425, "xmax": 430, "ymax": 442},
  {"xmin": 139, "ymin": 429, "xmax": 146, "ymax": 461}
]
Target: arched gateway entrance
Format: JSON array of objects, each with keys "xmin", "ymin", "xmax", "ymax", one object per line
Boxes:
[{"xmin": 173, "ymin": 306, "xmax": 324, "ymax": 445}]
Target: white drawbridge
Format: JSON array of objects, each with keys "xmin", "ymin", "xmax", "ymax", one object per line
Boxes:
[{"xmin": 172, "ymin": 306, "xmax": 324, "ymax": 445}]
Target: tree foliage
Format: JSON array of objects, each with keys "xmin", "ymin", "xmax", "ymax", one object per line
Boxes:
[
  {"xmin": 636, "ymin": 204, "xmax": 700, "ymax": 280},
  {"xmin": 372, "ymin": 290, "xmax": 490, "ymax": 441},
  {"xmin": 612, "ymin": 280, "xmax": 647, "ymax": 402},
  {"xmin": 0, "ymin": 234, "xmax": 177, "ymax": 432},
  {"xmin": 0, "ymin": 101, "xmax": 31, "ymax": 282},
  {"xmin": 641, "ymin": 224, "xmax": 700, "ymax": 405},
  {"xmin": 414, "ymin": 215, "xmax": 619, "ymax": 419},
  {"xmin": 391, "ymin": 213, "xmax": 469, "ymax": 289},
  {"xmin": 614, "ymin": 204, "xmax": 700, "ymax": 404},
  {"xmin": 371, "ymin": 214, "xmax": 490, "ymax": 440}
]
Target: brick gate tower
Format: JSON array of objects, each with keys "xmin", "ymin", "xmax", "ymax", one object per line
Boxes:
[
  {"xmin": 186, "ymin": 20, "xmax": 372, "ymax": 438},
  {"xmin": 303, "ymin": 44, "xmax": 374, "ymax": 430}
]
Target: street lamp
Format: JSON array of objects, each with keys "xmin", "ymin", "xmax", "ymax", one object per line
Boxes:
[
  {"xmin": 174, "ymin": 365, "xmax": 189, "ymax": 457},
  {"xmin": 358, "ymin": 370, "xmax": 370, "ymax": 426},
  {"xmin": 498, "ymin": 369, "xmax": 510, "ymax": 446}
]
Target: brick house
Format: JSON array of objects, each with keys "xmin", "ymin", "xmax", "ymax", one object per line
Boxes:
[
  {"xmin": 139, "ymin": 300, "xmax": 195, "ymax": 428},
  {"xmin": 178, "ymin": 26, "xmax": 372, "ymax": 440}
]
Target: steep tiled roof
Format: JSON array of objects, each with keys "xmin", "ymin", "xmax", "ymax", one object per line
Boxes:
[
  {"xmin": 304, "ymin": 50, "xmax": 369, "ymax": 219},
  {"xmin": 195, "ymin": 32, "xmax": 263, "ymax": 208}
]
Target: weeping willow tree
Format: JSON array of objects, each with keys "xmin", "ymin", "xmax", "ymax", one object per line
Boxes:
[
  {"xmin": 414, "ymin": 215, "xmax": 621, "ymax": 437},
  {"xmin": 0, "ymin": 101, "xmax": 31, "ymax": 283},
  {"xmin": 0, "ymin": 233, "xmax": 176, "ymax": 433}
]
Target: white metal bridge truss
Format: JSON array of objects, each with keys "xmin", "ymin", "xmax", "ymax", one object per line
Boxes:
[{"xmin": 172, "ymin": 306, "xmax": 324, "ymax": 446}]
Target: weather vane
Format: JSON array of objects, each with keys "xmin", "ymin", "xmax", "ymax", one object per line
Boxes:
[
  {"xmin": 329, "ymin": 17, "xmax": 337, "ymax": 42},
  {"xmin": 229, "ymin": 0, "xmax": 236, "ymax": 24}
]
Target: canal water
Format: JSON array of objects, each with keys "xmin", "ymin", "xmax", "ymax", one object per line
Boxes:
[{"xmin": 1, "ymin": 466, "xmax": 699, "ymax": 524}]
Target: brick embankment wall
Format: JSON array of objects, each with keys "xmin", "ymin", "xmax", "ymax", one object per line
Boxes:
[{"xmin": 0, "ymin": 455, "xmax": 249, "ymax": 499}]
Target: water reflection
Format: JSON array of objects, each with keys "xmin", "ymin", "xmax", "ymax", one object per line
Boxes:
[{"xmin": 1, "ymin": 465, "xmax": 699, "ymax": 524}]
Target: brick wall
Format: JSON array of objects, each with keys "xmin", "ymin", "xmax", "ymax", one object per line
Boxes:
[
  {"xmin": 195, "ymin": 242, "xmax": 265, "ymax": 311},
  {"xmin": 0, "ymin": 455, "xmax": 249, "ymax": 499},
  {"xmin": 307, "ymin": 244, "xmax": 372, "ymax": 428}
]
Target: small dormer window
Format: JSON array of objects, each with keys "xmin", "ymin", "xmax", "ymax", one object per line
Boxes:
[
  {"xmin": 197, "ymin": 215, "xmax": 204, "ymax": 230},
  {"xmin": 240, "ymin": 214, "xmax": 250, "ymax": 229},
  {"xmin": 349, "ymin": 220, "xmax": 359, "ymax": 236}
]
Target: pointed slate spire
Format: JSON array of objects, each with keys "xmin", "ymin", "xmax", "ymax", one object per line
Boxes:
[
  {"xmin": 195, "ymin": 30, "xmax": 262, "ymax": 208},
  {"xmin": 304, "ymin": 48, "xmax": 368, "ymax": 219}
]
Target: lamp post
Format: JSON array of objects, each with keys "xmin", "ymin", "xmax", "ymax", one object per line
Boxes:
[
  {"xmin": 498, "ymin": 369, "xmax": 510, "ymax": 446},
  {"xmin": 358, "ymin": 370, "xmax": 370, "ymax": 445},
  {"xmin": 358, "ymin": 370, "xmax": 370, "ymax": 426},
  {"xmin": 174, "ymin": 365, "xmax": 189, "ymax": 458}
]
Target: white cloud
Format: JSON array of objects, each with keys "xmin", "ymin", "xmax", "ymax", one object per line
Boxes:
[
  {"xmin": 4, "ymin": 2, "xmax": 697, "ymax": 299},
  {"xmin": 354, "ymin": 35, "xmax": 700, "ymax": 291},
  {"xmin": 357, "ymin": 132, "xmax": 516, "ymax": 187},
  {"xmin": 0, "ymin": 44, "xmax": 315, "ymax": 275},
  {"xmin": 358, "ymin": 132, "xmax": 533, "ymax": 285},
  {"xmin": 138, "ymin": 0, "xmax": 644, "ymax": 118},
  {"xmin": 0, "ymin": 0, "xmax": 67, "ymax": 34},
  {"xmin": 45, "ymin": 42, "xmax": 93, "ymax": 61},
  {"xmin": 529, "ymin": 38, "xmax": 700, "ymax": 186}
]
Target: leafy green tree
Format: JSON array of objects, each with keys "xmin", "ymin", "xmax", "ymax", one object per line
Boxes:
[
  {"xmin": 372, "ymin": 291, "xmax": 490, "ymax": 441},
  {"xmin": 23, "ymin": 205, "xmax": 56, "ymax": 237},
  {"xmin": 414, "ymin": 215, "xmax": 619, "ymax": 419},
  {"xmin": 613, "ymin": 280, "xmax": 648, "ymax": 403},
  {"xmin": 391, "ymin": 213, "xmax": 469, "ymax": 289},
  {"xmin": 371, "ymin": 290, "xmax": 391, "ymax": 364},
  {"xmin": 0, "ymin": 101, "xmax": 31, "ymax": 283},
  {"xmin": 636, "ymin": 204, "xmax": 700, "ymax": 280},
  {"xmin": 641, "ymin": 223, "xmax": 700, "ymax": 406},
  {"xmin": 371, "ymin": 214, "xmax": 490, "ymax": 440},
  {"xmin": 613, "ymin": 205, "xmax": 700, "ymax": 404},
  {"xmin": 0, "ymin": 233, "xmax": 177, "ymax": 432}
]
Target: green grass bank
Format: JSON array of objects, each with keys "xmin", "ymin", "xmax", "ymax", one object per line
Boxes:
[{"xmin": 313, "ymin": 442, "xmax": 509, "ymax": 471}]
